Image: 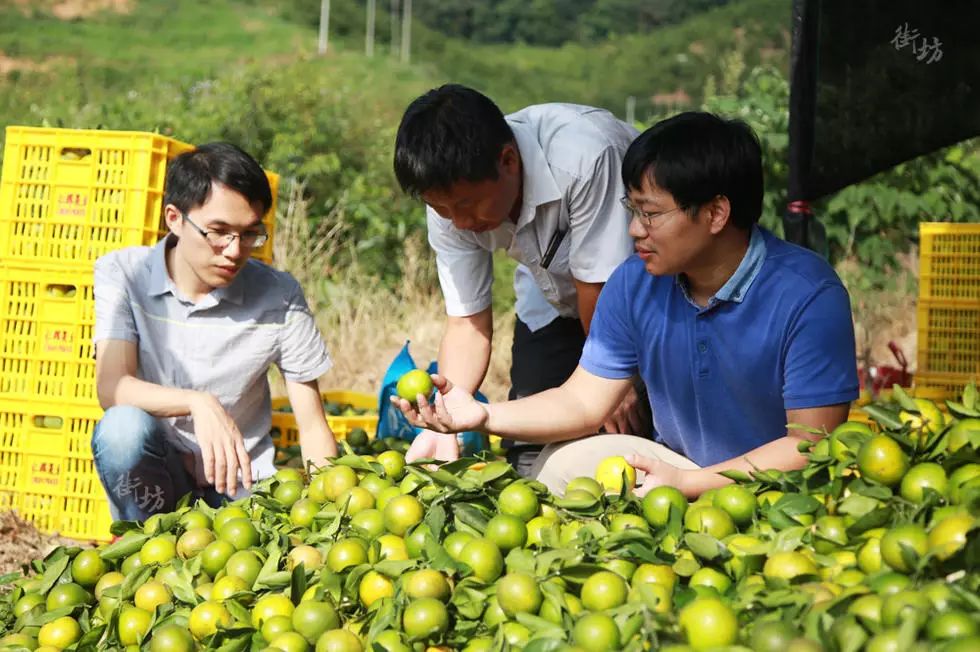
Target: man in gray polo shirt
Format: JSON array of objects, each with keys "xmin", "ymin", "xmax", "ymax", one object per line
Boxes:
[
  {"xmin": 92, "ymin": 142, "xmax": 336, "ymax": 521},
  {"xmin": 394, "ymin": 84, "xmax": 649, "ymax": 472}
]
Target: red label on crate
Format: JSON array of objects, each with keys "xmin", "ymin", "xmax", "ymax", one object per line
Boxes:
[
  {"xmin": 29, "ymin": 461, "xmax": 61, "ymax": 488},
  {"xmin": 56, "ymin": 192, "xmax": 88, "ymax": 217},
  {"xmin": 43, "ymin": 327, "xmax": 73, "ymax": 355}
]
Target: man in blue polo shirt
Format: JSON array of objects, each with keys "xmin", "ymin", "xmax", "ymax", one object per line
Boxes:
[{"xmin": 393, "ymin": 111, "xmax": 858, "ymax": 497}]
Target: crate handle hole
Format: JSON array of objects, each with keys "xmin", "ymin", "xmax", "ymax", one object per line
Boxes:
[
  {"xmin": 32, "ymin": 416, "xmax": 64, "ymax": 429},
  {"xmin": 60, "ymin": 148, "xmax": 91, "ymax": 161},
  {"xmin": 46, "ymin": 284, "xmax": 77, "ymax": 298}
]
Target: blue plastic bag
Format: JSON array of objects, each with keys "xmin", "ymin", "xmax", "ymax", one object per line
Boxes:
[{"xmin": 377, "ymin": 341, "xmax": 488, "ymax": 455}]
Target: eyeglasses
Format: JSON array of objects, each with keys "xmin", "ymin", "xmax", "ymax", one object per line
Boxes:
[
  {"xmin": 182, "ymin": 214, "xmax": 268, "ymax": 249},
  {"xmin": 620, "ymin": 196, "xmax": 685, "ymax": 227}
]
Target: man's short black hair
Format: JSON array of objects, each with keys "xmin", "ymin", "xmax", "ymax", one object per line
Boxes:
[
  {"xmin": 164, "ymin": 142, "xmax": 272, "ymax": 216},
  {"xmin": 394, "ymin": 84, "xmax": 514, "ymax": 198},
  {"xmin": 622, "ymin": 112, "xmax": 763, "ymax": 230}
]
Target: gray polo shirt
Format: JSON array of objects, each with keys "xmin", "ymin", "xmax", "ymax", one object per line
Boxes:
[{"xmin": 93, "ymin": 235, "xmax": 332, "ymax": 489}]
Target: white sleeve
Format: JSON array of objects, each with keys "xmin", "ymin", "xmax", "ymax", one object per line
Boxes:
[
  {"xmin": 426, "ymin": 206, "xmax": 494, "ymax": 317},
  {"xmin": 566, "ymin": 147, "xmax": 635, "ymax": 283}
]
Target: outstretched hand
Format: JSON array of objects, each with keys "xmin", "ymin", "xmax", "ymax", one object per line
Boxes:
[
  {"xmin": 629, "ymin": 453, "xmax": 685, "ymax": 498},
  {"xmin": 390, "ymin": 374, "xmax": 490, "ymax": 434}
]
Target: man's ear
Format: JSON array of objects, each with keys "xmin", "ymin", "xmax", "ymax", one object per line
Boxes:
[
  {"xmin": 499, "ymin": 141, "xmax": 520, "ymax": 177},
  {"xmin": 707, "ymin": 195, "xmax": 732, "ymax": 234},
  {"xmin": 163, "ymin": 204, "xmax": 182, "ymax": 235}
]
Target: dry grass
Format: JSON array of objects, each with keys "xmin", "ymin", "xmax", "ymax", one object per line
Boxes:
[{"xmin": 270, "ymin": 181, "xmax": 515, "ymax": 402}]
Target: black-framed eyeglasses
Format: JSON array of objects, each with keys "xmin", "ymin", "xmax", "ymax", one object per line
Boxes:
[
  {"xmin": 182, "ymin": 214, "xmax": 268, "ymax": 249},
  {"xmin": 620, "ymin": 196, "xmax": 685, "ymax": 227}
]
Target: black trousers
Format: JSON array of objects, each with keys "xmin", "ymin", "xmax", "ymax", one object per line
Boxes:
[{"xmin": 505, "ymin": 316, "xmax": 586, "ymax": 476}]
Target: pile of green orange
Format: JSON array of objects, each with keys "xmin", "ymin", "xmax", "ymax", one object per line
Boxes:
[{"xmin": 0, "ymin": 384, "xmax": 977, "ymax": 651}]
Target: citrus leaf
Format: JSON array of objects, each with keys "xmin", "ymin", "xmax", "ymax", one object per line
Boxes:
[
  {"xmin": 861, "ymin": 405, "xmax": 904, "ymax": 431},
  {"xmin": 34, "ymin": 555, "xmax": 70, "ymax": 596},
  {"xmin": 684, "ymin": 533, "xmax": 729, "ymax": 561},
  {"xmin": 98, "ymin": 532, "xmax": 151, "ymax": 561},
  {"xmin": 505, "ymin": 548, "xmax": 536, "ymax": 575},
  {"xmin": 290, "ymin": 563, "xmax": 307, "ymax": 604},
  {"xmin": 946, "ymin": 400, "xmax": 980, "ymax": 419},
  {"xmin": 514, "ymin": 612, "xmax": 566, "ymax": 638},
  {"xmin": 891, "ymin": 384, "xmax": 919, "ymax": 412}
]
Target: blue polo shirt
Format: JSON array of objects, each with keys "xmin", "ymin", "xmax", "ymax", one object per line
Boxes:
[{"xmin": 580, "ymin": 227, "xmax": 858, "ymax": 467}]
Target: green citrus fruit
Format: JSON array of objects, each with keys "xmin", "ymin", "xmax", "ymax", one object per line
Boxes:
[
  {"xmin": 857, "ymin": 435, "xmax": 909, "ymax": 486},
  {"xmin": 679, "ymin": 597, "xmax": 738, "ymax": 649},
  {"xmin": 396, "ymin": 370, "xmax": 434, "ymax": 405},
  {"xmin": 496, "ymin": 572, "xmax": 542, "ymax": 616},
  {"xmin": 581, "ymin": 570, "xmax": 628, "ymax": 611}
]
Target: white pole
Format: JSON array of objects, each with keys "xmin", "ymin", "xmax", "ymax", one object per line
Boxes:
[
  {"xmin": 626, "ymin": 96, "xmax": 636, "ymax": 124},
  {"xmin": 400, "ymin": 0, "xmax": 412, "ymax": 63},
  {"xmin": 366, "ymin": 0, "xmax": 376, "ymax": 57},
  {"xmin": 318, "ymin": 0, "xmax": 331, "ymax": 55},
  {"xmin": 390, "ymin": 0, "xmax": 400, "ymax": 58}
]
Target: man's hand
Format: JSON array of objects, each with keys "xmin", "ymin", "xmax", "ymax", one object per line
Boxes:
[
  {"xmin": 405, "ymin": 429, "xmax": 461, "ymax": 464},
  {"xmin": 391, "ymin": 374, "xmax": 489, "ymax": 434},
  {"xmin": 190, "ymin": 393, "xmax": 252, "ymax": 496},
  {"xmin": 602, "ymin": 385, "xmax": 649, "ymax": 435},
  {"xmin": 629, "ymin": 453, "xmax": 686, "ymax": 498}
]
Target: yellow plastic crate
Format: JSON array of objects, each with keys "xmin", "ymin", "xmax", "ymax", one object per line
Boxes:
[
  {"xmin": 0, "ymin": 266, "xmax": 97, "ymax": 405},
  {"xmin": 271, "ymin": 390, "xmax": 378, "ymax": 448},
  {"xmin": 919, "ymin": 223, "xmax": 980, "ymax": 303},
  {"xmin": 916, "ymin": 300, "xmax": 980, "ymax": 377},
  {"xmin": 914, "ymin": 372, "xmax": 977, "ymax": 400},
  {"xmin": 0, "ymin": 126, "xmax": 277, "ymax": 265},
  {"xmin": 0, "ymin": 400, "xmax": 112, "ymax": 542}
]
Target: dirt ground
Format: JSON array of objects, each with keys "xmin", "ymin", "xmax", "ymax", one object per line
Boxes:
[{"xmin": 0, "ymin": 512, "xmax": 87, "ymax": 578}]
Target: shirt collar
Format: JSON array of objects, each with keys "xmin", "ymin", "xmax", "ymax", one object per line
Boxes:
[
  {"xmin": 508, "ymin": 119, "xmax": 562, "ymax": 230},
  {"xmin": 147, "ymin": 234, "xmax": 246, "ymax": 307},
  {"xmin": 677, "ymin": 225, "xmax": 767, "ymax": 308},
  {"xmin": 713, "ymin": 225, "xmax": 767, "ymax": 303}
]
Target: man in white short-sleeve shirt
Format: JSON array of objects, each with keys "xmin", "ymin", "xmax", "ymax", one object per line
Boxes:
[
  {"xmin": 393, "ymin": 84, "xmax": 648, "ymax": 471},
  {"xmin": 92, "ymin": 142, "xmax": 338, "ymax": 521}
]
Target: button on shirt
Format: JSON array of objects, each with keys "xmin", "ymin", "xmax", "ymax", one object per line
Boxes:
[
  {"xmin": 93, "ymin": 236, "xmax": 333, "ymax": 487},
  {"xmin": 427, "ymin": 103, "xmax": 639, "ymax": 331},
  {"xmin": 580, "ymin": 227, "xmax": 859, "ymax": 467}
]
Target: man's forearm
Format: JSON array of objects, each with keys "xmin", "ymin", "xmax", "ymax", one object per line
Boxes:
[
  {"xmin": 483, "ymin": 386, "xmax": 609, "ymax": 445},
  {"xmin": 682, "ymin": 435, "xmax": 812, "ymax": 497},
  {"xmin": 438, "ymin": 317, "xmax": 493, "ymax": 394},
  {"xmin": 101, "ymin": 375, "xmax": 205, "ymax": 418}
]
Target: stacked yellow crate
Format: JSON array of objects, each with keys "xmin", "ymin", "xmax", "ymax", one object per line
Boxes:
[
  {"xmin": 915, "ymin": 223, "xmax": 980, "ymax": 395},
  {"xmin": 0, "ymin": 127, "xmax": 278, "ymax": 541}
]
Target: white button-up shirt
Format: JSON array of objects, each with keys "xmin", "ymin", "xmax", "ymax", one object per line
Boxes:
[{"xmin": 427, "ymin": 103, "xmax": 639, "ymax": 331}]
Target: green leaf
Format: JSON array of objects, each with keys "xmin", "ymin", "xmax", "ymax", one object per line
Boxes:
[
  {"xmin": 524, "ymin": 638, "xmax": 568, "ymax": 652},
  {"xmin": 505, "ymin": 548, "xmax": 536, "ymax": 575},
  {"xmin": 837, "ymin": 494, "xmax": 881, "ymax": 518},
  {"xmin": 35, "ymin": 555, "xmax": 70, "ymax": 596},
  {"xmin": 76, "ymin": 623, "xmax": 107, "ymax": 649},
  {"xmin": 514, "ymin": 612, "xmax": 567, "ymax": 638},
  {"xmin": 98, "ymin": 532, "xmax": 150, "ymax": 561},
  {"xmin": 719, "ymin": 469, "xmax": 753, "ymax": 482},
  {"xmin": 557, "ymin": 563, "xmax": 607, "ymax": 586},
  {"xmin": 423, "ymin": 503, "xmax": 447, "ymax": 539},
  {"xmin": 846, "ymin": 507, "xmax": 893, "ymax": 538},
  {"xmin": 0, "ymin": 571, "xmax": 22, "ymax": 585},
  {"xmin": 450, "ymin": 580, "xmax": 488, "ymax": 619},
  {"xmin": 223, "ymin": 599, "xmax": 252, "ymax": 629},
  {"xmin": 422, "ymin": 535, "xmax": 465, "ymax": 574},
  {"xmin": 373, "ymin": 560, "xmax": 417, "ymax": 578},
  {"xmin": 961, "ymin": 381, "xmax": 978, "ymax": 409},
  {"xmin": 453, "ymin": 502, "xmax": 489, "ymax": 533},
  {"xmin": 254, "ymin": 571, "xmax": 292, "ymax": 590},
  {"xmin": 891, "ymin": 384, "xmax": 919, "ymax": 412},
  {"xmin": 290, "ymin": 563, "xmax": 307, "ymax": 605},
  {"xmin": 946, "ymin": 401, "xmax": 980, "ymax": 419},
  {"xmin": 683, "ymin": 533, "xmax": 729, "ymax": 561},
  {"xmin": 862, "ymin": 405, "xmax": 904, "ymax": 431}
]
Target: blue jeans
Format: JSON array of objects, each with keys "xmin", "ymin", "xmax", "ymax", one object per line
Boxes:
[{"xmin": 91, "ymin": 406, "xmax": 229, "ymax": 521}]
